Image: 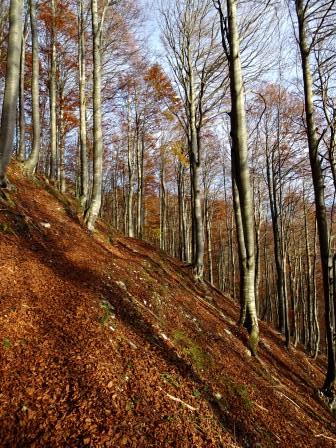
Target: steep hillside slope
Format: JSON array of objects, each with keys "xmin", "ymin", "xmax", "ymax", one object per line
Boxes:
[{"xmin": 0, "ymin": 165, "xmax": 335, "ymax": 447}]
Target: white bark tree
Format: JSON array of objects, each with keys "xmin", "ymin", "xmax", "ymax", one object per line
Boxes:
[
  {"xmin": 0, "ymin": 0, "xmax": 23, "ymax": 187},
  {"xmin": 215, "ymin": 0, "xmax": 259, "ymax": 353}
]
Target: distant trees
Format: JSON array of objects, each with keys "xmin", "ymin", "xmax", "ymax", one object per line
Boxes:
[
  {"xmin": 0, "ymin": 0, "xmax": 23, "ymax": 187},
  {"xmin": 161, "ymin": 0, "xmax": 225, "ymax": 280}
]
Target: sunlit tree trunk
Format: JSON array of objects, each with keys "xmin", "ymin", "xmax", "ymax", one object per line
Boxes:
[
  {"xmin": 126, "ymin": 100, "xmax": 135, "ymax": 238},
  {"xmin": 295, "ymin": 0, "xmax": 336, "ymax": 399},
  {"xmin": 177, "ymin": 161, "xmax": 187, "ymax": 261},
  {"xmin": 58, "ymin": 87, "xmax": 66, "ymax": 192},
  {"xmin": 225, "ymin": 0, "xmax": 259, "ymax": 353},
  {"xmin": 136, "ymin": 133, "xmax": 144, "ymax": 238},
  {"xmin": 189, "ymin": 66, "xmax": 204, "ymax": 280},
  {"xmin": 24, "ymin": 0, "xmax": 40, "ymax": 175},
  {"xmin": 78, "ymin": 0, "xmax": 88, "ymax": 209},
  {"xmin": 85, "ymin": 0, "xmax": 104, "ymax": 231},
  {"xmin": 0, "ymin": 0, "xmax": 23, "ymax": 187},
  {"xmin": 312, "ymin": 221, "xmax": 320, "ymax": 359},
  {"xmin": 17, "ymin": 13, "xmax": 27, "ymax": 163},
  {"xmin": 160, "ymin": 149, "xmax": 167, "ymax": 250},
  {"xmin": 49, "ymin": 0, "xmax": 57, "ymax": 181}
]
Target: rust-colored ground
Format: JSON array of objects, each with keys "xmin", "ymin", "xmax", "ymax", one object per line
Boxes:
[{"xmin": 0, "ymin": 164, "xmax": 335, "ymax": 447}]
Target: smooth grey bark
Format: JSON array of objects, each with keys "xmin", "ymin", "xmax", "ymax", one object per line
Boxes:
[
  {"xmin": 230, "ymin": 213, "xmax": 236, "ymax": 301},
  {"xmin": 85, "ymin": 0, "xmax": 104, "ymax": 231},
  {"xmin": 17, "ymin": 13, "xmax": 28, "ymax": 163},
  {"xmin": 160, "ymin": 149, "xmax": 167, "ymax": 250},
  {"xmin": 136, "ymin": 133, "xmax": 144, "ymax": 238},
  {"xmin": 253, "ymin": 178, "xmax": 261, "ymax": 316},
  {"xmin": 177, "ymin": 161, "xmax": 187, "ymax": 261},
  {"xmin": 78, "ymin": 0, "xmax": 89, "ymax": 209},
  {"xmin": 58, "ymin": 88, "xmax": 66, "ymax": 192},
  {"xmin": 24, "ymin": 0, "xmax": 40, "ymax": 175},
  {"xmin": 312, "ymin": 220, "xmax": 320, "ymax": 359},
  {"xmin": 191, "ymin": 145, "xmax": 204, "ymax": 280},
  {"xmin": 220, "ymin": 0, "xmax": 259, "ymax": 353},
  {"xmin": 295, "ymin": 0, "xmax": 336, "ymax": 398},
  {"xmin": 126, "ymin": 100, "xmax": 135, "ymax": 238},
  {"xmin": 49, "ymin": 0, "xmax": 57, "ymax": 181},
  {"xmin": 188, "ymin": 49, "xmax": 204, "ymax": 280},
  {"xmin": 0, "ymin": 0, "xmax": 23, "ymax": 186},
  {"xmin": 205, "ymin": 198, "xmax": 214, "ymax": 285},
  {"xmin": 303, "ymin": 186, "xmax": 314, "ymax": 354}
]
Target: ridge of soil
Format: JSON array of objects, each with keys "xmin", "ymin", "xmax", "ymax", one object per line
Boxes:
[{"xmin": 0, "ymin": 164, "xmax": 335, "ymax": 447}]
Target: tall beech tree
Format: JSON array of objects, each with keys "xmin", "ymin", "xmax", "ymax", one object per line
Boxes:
[
  {"xmin": 24, "ymin": 0, "xmax": 41, "ymax": 175},
  {"xmin": 84, "ymin": 0, "xmax": 104, "ymax": 230},
  {"xmin": 293, "ymin": 0, "xmax": 336, "ymax": 404},
  {"xmin": 78, "ymin": 0, "xmax": 89, "ymax": 208},
  {"xmin": 0, "ymin": 0, "xmax": 23, "ymax": 187},
  {"xmin": 216, "ymin": 0, "xmax": 259, "ymax": 353},
  {"xmin": 49, "ymin": 0, "xmax": 57, "ymax": 181}
]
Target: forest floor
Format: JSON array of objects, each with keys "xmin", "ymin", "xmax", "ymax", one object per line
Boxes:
[{"xmin": 0, "ymin": 163, "xmax": 335, "ymax": 447}]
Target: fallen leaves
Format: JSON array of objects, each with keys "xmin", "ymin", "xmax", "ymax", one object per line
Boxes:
[{"xmin": 0, "ymin": 167, "xmax": 335, "ymax": 447}]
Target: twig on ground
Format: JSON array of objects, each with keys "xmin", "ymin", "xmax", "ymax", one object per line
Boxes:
[
  {"xmin": 277, "ymin": 391, "xmax": 300, "ymax": 409},
  {"xmin": 158, "ymin": 386, "xmax": 198, "ymax": 411},
  {"xmin": 314, "ymin": 433, "xmax": 336, "ymax": 442}
]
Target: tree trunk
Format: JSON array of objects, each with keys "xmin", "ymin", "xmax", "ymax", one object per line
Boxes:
[
  {"xmin": 127, "ymin": 102, "xmax": 135, "ymax": 238},
  {"xmin": 296, "ymin": 0, "xmax": 336, "ymax": 399},
  {"xmin": 84, "ymin": 0, "xmax": 104, "ymax": 231},
  {"xmin": 17, "ymin": 14, "xmax": 27, "ymax": 163},
  {"xmin": 78, "ymin": 0, "xmax": 88, "ymax": 209},
  {"xmin": 226, "ymin": 0, "xmax": 259, "ymax": 353},
  {"xmin": 49, "ymin": 0, "xmax": 57, "ymax": 181},
  {"xmin": 0, "ymin": 0, "xmax": 23, "ymax": 186},
  {"xmin": 59, "ymin": 89, "xmax": 66, "ymax": 192},
  {"xmin": 160, "ymin": 151, "xmax": 166, "ymax": 250},
  {"xmin": 24, "ymin": 0, "xmax": 40, "ymax": 175},
  {"xmin": 187, "ymin": 44, "xmax": 204, "ymax": 280}
]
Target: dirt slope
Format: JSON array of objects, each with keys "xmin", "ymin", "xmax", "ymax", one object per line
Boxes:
[{"xmin": 0, "ymin": 164, "xmax": 335, "ymax": 448}]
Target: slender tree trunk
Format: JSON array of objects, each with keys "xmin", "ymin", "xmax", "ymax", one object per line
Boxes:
[
  {"xmin": 187, "ymin": 47, "xmax": 204, "ymax": 279},
  {"xmin": 296, "ymin": 0, "xmax": 336, "ymax": 398},
  {"xmin": 160, "ymin": 151, "xmax": 166, "ymax": 250},
  {"xmin": 0, "ymin": 0, "xmax": 23, "ymax": 186},
  {"xmin": 127, "ymin": 107, "xmax": 134, "ymax": 238},
  {"xmin": 17, "ymin": 15, "xmax": 27, "ymax": 163},
  {"xmin": 177, "ymin": 162, "xmax": 187, "ymax": 261},
  {"xmin": 59, "ymin": 90, "xmax": 65, "ymax": 192},
  {"xmin": 85, "ymin": 0, "xmax": 104, "ymax": 231},
  {"xmin": 225, "ymin": 0, "xmax": 259, "ymax": 353},
  {"xmin": 205, "ymin": 198, "xmax": 214, "ymax": 284},
  {"xmin": 265, "ymin": 136, "xmax": 285, "ymax": 334},
  {"xmin": 230, "ymin": 213, "xmax": 236, "ymax": 300},
  {"xmin": 312, "ymin": 220, "xmax": 320, "ymax": 359},
  {"xmin": 49, "ymin": 0, "xmax": 57, "ymax": 181},
  {"xmin": 303, "ymin": 188, "xmax": 314, "ymax": 353},
  {"xmin": 232, "ymin": 167, "xmax": 245, "ymax": 306},
  {"xmin": 24, "ymin": 0, "xmax": 40, "ymax": 175},
  {"xmin": 136, "ymin": 134, "xmax": 143, "ymax": 238},
  {"xmin": 78, "ymin": 0, "xmax": 88, "ymax": 209},
  {"xmin": 254, "ymin": 182, "xmax": 261, "ymax": 316},
  {"xmin": 140, "ymin": 133, "xmax": 145, "ymax": 237}
]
